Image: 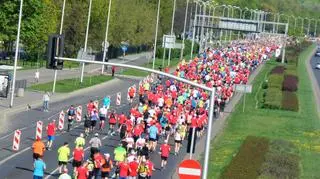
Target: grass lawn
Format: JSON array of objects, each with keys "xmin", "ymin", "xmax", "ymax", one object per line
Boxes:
[
  {"xmin": 121, "ymin": 55, "xmax": 193, "ymax": 77},
  {"xmin": 209, "ymin": 44, "xmax": 320, "ymax": 179},
  {"xmin": 29, "ymin": 75, "xmax": 113, "ymax": 93}
]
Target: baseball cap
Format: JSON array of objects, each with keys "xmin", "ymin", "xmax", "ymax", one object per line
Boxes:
[{"xmin": 95, "ymin": 133, "xmax": 99, "ymax": 137}]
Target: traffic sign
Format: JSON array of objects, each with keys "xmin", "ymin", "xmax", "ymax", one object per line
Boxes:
[
  {"xmin": 235, "ymin": 84, "xmax": 252, "ymax": 93},
  {"xmin": 178, "ymin": 159, "xmax": 202, "ymax": 179}
]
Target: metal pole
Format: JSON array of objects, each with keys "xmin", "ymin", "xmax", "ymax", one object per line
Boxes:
[
  {"xmin": 315, "ymin": 20, "xmax": 318, "ymax": 37},
  {"xmin": 242, "ymin": 93, "xmax": 246, "ymax": 112},
  {"xmin": 307, "ymin": 19, "xmax": 311, "ymax": 36},
  {"xmin": 101, "ymin": 0, "xmax": 112, "ymax": 74},
  {"xmin": 57, "ymin": 57, "xmax": 213, "ymax": 91},
  {"xmin": 168, "ymin": 0, "xmax": 176, "ymax": 67},
  {"xmin": 80, "ymin": 0, "xmax": 92, "ymax": 83},
  {"xmin": 10, "ymin": 0, "xmax": 23, "ymax": 107},
  {"xmin": 229, "ymin": 7, "xmax": 234, "ymax": 41},
  {"xmin": 189, "ymin": 127, "xmax": 196, "ymax": 159},
  {"xmin": 52, "ymin": 0, "xmax": 66, "ymax": 93},
  {"xmin": 180, "ymin": 0, "xmax": 189, "ymax": 60},
  {"xmin": 281, "ymin": 24, "xmax": 288, "ymax": 64},
  {"xmin": 190, "ymin": 2, "xmax": 198, "ymax": 58},
  {"xmin": 202, "ymin": 88, "xmax": 215, "ymax": 179},
  {"xmin": 199, "ymin": 3, "xmax": 206, "ymax": 53},
  {"xmin": 152, "ymin": 0, "xmax": 161, "ymax": 69},
  {"xmin": 237, "ymin": 9, "xmax": 242, "ymax": 40},
  {"xmin": 224, "ymin": 7, "xmax": 230, "ymax": 43},
  {"xmin": 273, "ymin": 14, "xmax": 276, "ymax": 33},
  {"xmin": 294, "ymin": 18, "xmax": 297, "ymax": 35}
]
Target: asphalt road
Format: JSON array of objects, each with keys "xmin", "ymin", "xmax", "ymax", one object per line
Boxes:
[
  {"xmin": 310, "ymin": 53, "xmax": 320, "ymax": 86},
  {"xmin": 0, "ymin": 76, "xmax": 201, "ymax": 179}
]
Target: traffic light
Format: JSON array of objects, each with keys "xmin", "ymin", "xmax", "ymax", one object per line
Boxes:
[{"xmin": 47, "ymin": 34, "xmax": 64, "ymax": 70}]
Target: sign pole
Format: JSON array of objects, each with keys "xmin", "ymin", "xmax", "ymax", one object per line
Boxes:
[
  {"xmin": 10, "ymin": 0, "xmax": 23, "ymax": 107},
  {"xmin": 243, "ymin": 93, "xmax": 246, "ymax": 112},
  {"xmin": 189, "ymin": 127, "xmax": 196, "ymax": 159}
]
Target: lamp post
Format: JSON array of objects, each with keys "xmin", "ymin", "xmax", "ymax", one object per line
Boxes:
[
  {"xmin": 101, "ymin": 0, "xmax": 112, "ymax": 73},
  {"xmin": 167, "ymin": 0, "xmax": 176, "ymax": 66},
  {"xmin": 10, "ymin": 0, "xmax": 23, "ymax": 107},
  {"xmin": 52, "ymin": 0, "xmax": 66, "ymax": 93},
  {"xmin": 80, "ymin": 0, "xmax": 93, "ymax": 83},
  {"xmin": 232, "ymin": 6, "xmax": 242, "ymax": 40},
  {"xmin": 224, "ymin": 6, "xmax": 231, "ymax": 43},
  {"xmin": 199, "ymin": 1, "xmax": 210, "ymax": 53},
  {"xmin": 191, "ymin": 0, "xmax": 200, "ymax": 58},
  {"xmin": 179, "ymin": 0, "xmax": 189, "ymax": 61},
  {"xmin": 152, "ymin": 0, "xmax": 161, "ymax": 69}
]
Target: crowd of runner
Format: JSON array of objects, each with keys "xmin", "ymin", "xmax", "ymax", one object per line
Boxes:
[{"xmin": 31, "ymin": 37, "xmax": 282, "ymax": 179}]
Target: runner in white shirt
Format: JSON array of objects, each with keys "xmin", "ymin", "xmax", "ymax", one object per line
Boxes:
[
  {"xmin": 174, "ymin": 131, "xmax": 182, "ymax": 155},
  {"xmin": 99, "ymin": 106, "xmax": 108, "ymax": 130}
]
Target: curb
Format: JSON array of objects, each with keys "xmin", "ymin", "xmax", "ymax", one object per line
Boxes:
[{"xmin": 305, "ymin": 45, "xmax": 320, "ymax": 118}]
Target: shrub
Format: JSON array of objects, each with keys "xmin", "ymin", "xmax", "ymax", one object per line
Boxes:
[
  {"xmin": 282, "ymin": 91, "xmax": 299, "ymax": 111},
  {"xmin": 285, "ymin": 65, "xmax": 298, "ymax": 76},
  {"xmin": 263, "ymin": 87, "xmax": 282, "ymax": 109},
  {"xmin": 282, "ymin": 75, "xmax": 298, "ymax": 92},
  {"xmin": 221, "ymin": 136, "xmax": 269, "ymax": 179},
  {"xmin": 270, "ymin": 66, "xmax": 285, "ymax": 74},
  {"xmin": 259, "ymin": 139, "xmax": 300, "ymax": 179},
  {"xmin": 267, "ymin": 74, "xmax": 284, "ymax": 89},
  {"xmin": 262, "ymin": 81, "xmax": 268, "ymax": 89}
]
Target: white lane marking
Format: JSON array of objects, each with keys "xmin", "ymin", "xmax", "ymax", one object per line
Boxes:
[
  {"xmin": 0, "ymin": 146, "xmax": 31, "ymax": 166},
  {"xmin": 178, "ymin": 167, "xmax": 201, "ymax": 176}
]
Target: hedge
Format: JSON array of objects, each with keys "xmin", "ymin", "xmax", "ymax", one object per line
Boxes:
[
  {"xmin": 259, "ymin": 139, "xmax": 300, "ymax": 179},
  {"xmin": 267, "ymin": 74, "xmax": 284, "ymax": 89},
  {"xmin": 282, "ymin": 75, "xmax": 298, "ymax": 92},
  {"xmin": 282, "ymin": 91, "xmax": 299, "ymax": 111},
  {"xmin": 264, "ymin": 87, "xmax": 282, "ymax": 109},
  {"xmin": 221, "ymin": 136, "xmax": 269, "ymax": 179},
  {"xmin": 270, "ymin": 66, "xmax": 285, "ymax": 74},
  {"xmin": 285, "ymin": 64, "xmax": 298, "ymax": 76}
]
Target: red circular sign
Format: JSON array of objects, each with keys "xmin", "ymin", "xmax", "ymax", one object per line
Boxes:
[{"xmin": 178, "ymin": 159, "xmax": 202, "ymax": 179}]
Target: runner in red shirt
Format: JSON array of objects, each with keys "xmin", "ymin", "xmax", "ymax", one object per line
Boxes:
[
  {"xmin": 72, "ymin": 146, "xmax": 84, "ymax": 173},
  {"xmin": 146, "ymin": 156, "xmax": 155, "ymax": 178},
  {"xmin": 46, "ymin": 120, "xmax": 56, "ymax": 150},
  {"xmin": 76, "ymin": 162, "xmax": 89, "ymax": 179},
  {"xmin": 128, "ymin": 158, "xmax": 139, "ymax": 178},
  {"xmin": 118, "ymin": 160, "xmax": 131, "ymax": 179},
  {"xmin": 159, "ymin": 140, "xmax": 171, "ymax": 170}
]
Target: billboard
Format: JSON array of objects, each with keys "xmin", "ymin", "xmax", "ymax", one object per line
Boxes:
[{"xmin": 219, "ymin": 20, "xmax": 258, "ymax": 32}]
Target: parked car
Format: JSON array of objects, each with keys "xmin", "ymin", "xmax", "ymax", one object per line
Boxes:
[{"xmin": 315, "ymin": 63, "xmax": 320, "ymax": 69}]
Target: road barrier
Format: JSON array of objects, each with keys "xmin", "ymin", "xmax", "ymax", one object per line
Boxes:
[
  {"xmin": 58, "ymin": 111, "xmax": 65, "ymax": 130},
  {"xmin": 76, "ymin": 106, "xmax": 82, "ymax": 122},
  {"xmin": 116, "ymin": 92, "xmax": 121, "ymax": 106},
  {"xmin": 36, "ymin": 121, "xmax": 43, "ymax": 140},
  {"xmin": 12, "ymin": 130, "xmax": 21, "ymax": 151}
]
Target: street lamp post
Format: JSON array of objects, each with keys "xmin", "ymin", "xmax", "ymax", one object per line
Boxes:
[
  {"xmin": 191, "ymin": 0, "xmax": 200, "ymax": 58},
  {"xmin": 80, "ymin": 0, "xmax": 93, "ymax": 83},
  {"xmin": 224, "ymin": 6, "xmax": 231, "ymax": 43},
  {"xmin": 179, "ymin": 0, "xmax": 189, "ymax": 60},
  {"xmin": 10, "ymin": 0, "xmax": 23, "ymax": 107},
  {"xmin": 101, "ymin": 0, "xmax": 112, "ymax": 73},
  {"xmin": 167, "ymin": 0, "xmax": 176, "ymax": 66},
  {"xmin": 152, "ymin": 0, "xmax": 161, "ymax": 69},
  {"xmin": 52, "ymin": 0, "xmax": 66, "ymax": 93},
  {"xmin": 228, "ymin": 5, "xmax": 235, "ymax": 41}
]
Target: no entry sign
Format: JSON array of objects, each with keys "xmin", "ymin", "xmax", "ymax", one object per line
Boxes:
[{"xmin": 178, "ymin": 159, "xmax": 202, "ymax": 179}]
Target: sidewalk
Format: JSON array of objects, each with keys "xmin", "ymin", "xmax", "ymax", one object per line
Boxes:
[{"xmin": 0, "ymin": 52, "xmax": 151, "ymax": 114}]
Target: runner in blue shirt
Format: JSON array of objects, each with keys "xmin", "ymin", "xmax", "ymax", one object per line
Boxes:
[
  {"xmin": 148, "ymin": 124, "xmax": 158, "ymax": 152},
  {"xmin": 33, "ymin": 158, "xmax": 46, "ymax": 179}
]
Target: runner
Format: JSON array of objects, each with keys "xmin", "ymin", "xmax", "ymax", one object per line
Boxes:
[
  {"xmin": 174, "ymin": 130, "xmax": 182, "ymax": 155},
  {"xmin": 137, "ymin": 158, "xmax": 149, "ymax": 179},
  {"xmin": 159, "ymin": 140, "xmax": 170, "ymax": 170},
  {"xmin": 108, "ymin": 110, "xmax": 117, "ymax": 135},
  {"xmin": 72, "ymin": 146, "xmax": 84, "ymax": 174},
  {"xmin": 58, "ymin": 168, "xmax": 71, "ymax": 179},
  {"xmin": 42, "ymin": 91, "xmax": 50, "ymax": 112},
  {"xmin": 84, "ymin": 114, "xmax": 91, "ymax": 137},
  {"xmin": 67, "ymin": 105, "xmax": 76, "ymax": 132},
  {"xmin": 89, "ymin": 133, "xmax": 102, "ymax": 158},
  {"xmin": 32, "ymin": 138, "xmax": 45, "ymax": 160},
  {"xmin": 145, "ymin": 156, "xmax": 155, "ymax": 179},
  {"xmin": 93, "ymin": 152, "xmax": 103, "ymax": 178},
  {"xmin": 101, "ymin": 153, "xmax": 113, "ymax": 179},
  {"xmin": 99, "ymin": 105, "xmax": 108, "ymax": 130},
  {"xmin": 57, "ymin": 142, "xmax": 70, "ymax": 174},
  {"xmin": 90, "ymin": 109, "xmax": 99, "ymax": 131},
  {"xmin": 46, "ymin": 120, "xmax": 56, "ymax": 150},
  {"xmin": 33, "ymin": 156, "xmax": 46, "ymax": 179},
  {"xmin": 128, "ymin": 157, "xmax": 139, "ymax": 179},
  {"xmin": 148, "ymin": 123, "xmax": 158, "ymax": 152},
  {"xmin": 75, "ymin": 162, "xmax": 89, "ymax": 179},
  {"xmin": 118, "ymin": 159, "xmax": 131, "ymax": 179},
  {"xmin": 74, "ymin": 133, "xmax": 86, "ymax": 148}
]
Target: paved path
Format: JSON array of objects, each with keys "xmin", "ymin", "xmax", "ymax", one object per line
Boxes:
[
  {"xmin": 307, "ymin": 46, "xmax": 320, "ymax": 117},
  {"xmin": 0, "ymin": 52, "xmax": 151, "ymax": 112}
]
